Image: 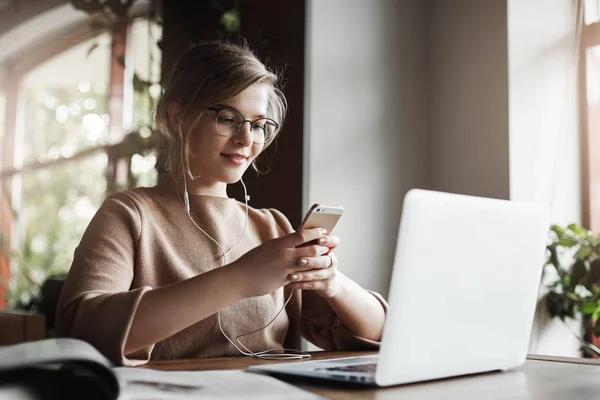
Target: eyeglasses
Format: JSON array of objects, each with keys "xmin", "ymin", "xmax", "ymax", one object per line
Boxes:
[{"xmin": 208, "ymin": 106, "xmax": 279, "ymax": 145}]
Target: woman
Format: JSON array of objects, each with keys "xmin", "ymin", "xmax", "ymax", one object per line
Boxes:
[{"xmin": 56, "ymin": 42, "xmax": 387, "ymax": 366}]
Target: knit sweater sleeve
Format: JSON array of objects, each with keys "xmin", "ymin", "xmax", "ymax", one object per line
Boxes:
[
  {"xmin": 55, "ymin": 192, "xmax": 154, "ymax": 366},
  {"xmin": 267, "ymin": 208, "xmax": 389, "ymax": 350}
]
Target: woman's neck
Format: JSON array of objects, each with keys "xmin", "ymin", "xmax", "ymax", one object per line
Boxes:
[{"xmin": 166, "ymin": 175, "xmax": 228, "ymax": 198}]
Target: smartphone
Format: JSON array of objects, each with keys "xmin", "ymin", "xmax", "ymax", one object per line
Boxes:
[{"xmin": 298, "ymin": 203, "xmax": 344, "ymax": 233}]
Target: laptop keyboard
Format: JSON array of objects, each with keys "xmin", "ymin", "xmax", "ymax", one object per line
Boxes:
[{"xmin": 320, "ymin": 362, "xmax": 378, "ymax": 373}]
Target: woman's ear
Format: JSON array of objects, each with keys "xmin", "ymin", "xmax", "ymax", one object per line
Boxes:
[{"xmin": 167, "ymin": 102, "xmax": 183, "ymax": 133}]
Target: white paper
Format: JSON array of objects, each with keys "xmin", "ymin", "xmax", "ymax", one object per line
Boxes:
[{"xmin": 115, "ymin": 367, "xmax": 324, "ymax": 400}]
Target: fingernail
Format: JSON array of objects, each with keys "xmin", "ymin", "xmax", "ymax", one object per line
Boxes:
[
  {"xmin": 318, "ymin": 238, "xmax": 326, "ymax": 244},
  {"xmin": 321, "ymin": 229, "xmax": 328, "ymax": 235},
  {"xmin": 298, "ymin": 258, "xmax": 308, "ymax": 266},
  {"xmin": 289, "ymin": 274, "xmax": 299, "ymax": 281}
]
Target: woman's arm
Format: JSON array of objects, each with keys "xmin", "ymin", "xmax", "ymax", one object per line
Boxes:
[
  {"xmin": 125, "ymin": 228, "xmax": 330, "ymax": 355},
  {"xmin": 322, "ymin": 272, "xmax": 385, "ymax": 341},
  {"xmin": 286, "ymin": 236, "xmax": 386, "ymax": 343},
  {"xmin": 124, "ymin": 263, "xmax": 246, "ymax": 355}
]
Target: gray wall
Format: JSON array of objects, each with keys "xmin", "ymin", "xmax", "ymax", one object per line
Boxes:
[
  {"xmin": 429, "ymin": 0, "xmax": 510, "ymax": 199},
  {"xmin": 305, "ymin": 0, "xmax": 430, "ymax": 297},
  {"xmin": 305, "ymin": 0, "xmax": 510, "ymax": 295}
]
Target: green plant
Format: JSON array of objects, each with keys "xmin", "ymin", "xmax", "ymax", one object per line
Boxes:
[{"xmin": 545, "ymin": 223, "xmax": 600, "ymax": 354}]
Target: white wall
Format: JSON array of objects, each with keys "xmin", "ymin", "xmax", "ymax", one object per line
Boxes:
[
  {"xmin": 508, "ymin": 0, "xmax": 582, "ymax": 357},
  {"xmin": 305, "ymin": 0, "xmax": 430, "ymax": 297},
  {"xmin": 428, "ymin": 0, "xmax": 510, "ymax": 199}
]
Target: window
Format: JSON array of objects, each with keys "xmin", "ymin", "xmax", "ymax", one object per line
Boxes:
[
  {"xmin": 129, "ymin": 18, "xmax": 162, "ymax": 188},
  {"xmin": 586, "ymin": 0, "xmax": 600, "ymax": 25},
  {"xmin": 0, "ymin": 92, "xmax": 7, "ymax": 307},
  {"xmin": 9, "ymin": 35, "xmax": 112, "ymax": 307},
  {"xmin": 581, "ymin": 5, "xmax": 600, "ymax": 234},
  {"xmin": 1, "ymin": 10, "xmax": 162, "ymax": 308}
]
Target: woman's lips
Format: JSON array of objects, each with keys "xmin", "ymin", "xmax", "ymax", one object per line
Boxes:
[{"xmin": 221, "ymin": 153, "xmax": 248, "ymax": 165}]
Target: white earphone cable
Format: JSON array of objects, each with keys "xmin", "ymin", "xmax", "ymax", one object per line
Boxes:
[{"xmin": 178, "ymin": 124, "xmax": 310, "ymax": 360}]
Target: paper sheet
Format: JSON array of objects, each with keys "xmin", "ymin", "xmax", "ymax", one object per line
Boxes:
[{"xmin": 115, "ymin": 367, "xmax": 324, "ymax": 400}]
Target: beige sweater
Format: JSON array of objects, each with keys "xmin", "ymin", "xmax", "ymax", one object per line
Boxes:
[{"xmin": 55, "ymin": 181, "xmax": 387, "ymax": 366}]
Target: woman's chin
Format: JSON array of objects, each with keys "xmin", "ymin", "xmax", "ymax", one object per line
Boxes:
[{"xmin": 221, "ymin": 172, "xmax": 246, "ymax": 184}]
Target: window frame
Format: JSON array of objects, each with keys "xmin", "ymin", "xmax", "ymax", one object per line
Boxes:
[{"xmin": 581, "ymin": 10, "xmax": 600, "ymax": 233}]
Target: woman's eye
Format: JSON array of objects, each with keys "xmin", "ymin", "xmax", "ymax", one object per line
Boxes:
[{"xmin": 217, "ymin": 116, "xmax": 235, "ymax": 124}]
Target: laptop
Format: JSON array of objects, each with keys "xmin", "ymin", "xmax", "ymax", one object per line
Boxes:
[{"xmin": 249, "ymin": 189, "xmax": 550, "ymax": 387}]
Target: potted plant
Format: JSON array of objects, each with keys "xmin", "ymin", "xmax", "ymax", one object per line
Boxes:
[{"xmin": 544, "ymin": 223, "xmax": 600, "ymax": 356}]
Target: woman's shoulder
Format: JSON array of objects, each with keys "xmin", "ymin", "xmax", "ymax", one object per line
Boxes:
[
  {"xmin": 244, "ymin": 204, "xmax": 295, "ymax": 235},
  {"xmin": 104, "ymin": 184, "xmax": 175, "ymax": 208}
]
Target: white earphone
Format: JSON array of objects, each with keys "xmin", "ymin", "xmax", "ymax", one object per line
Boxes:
[{"xmin": 177, "ymin": 123, "xmax": 310, "ymax": 360}]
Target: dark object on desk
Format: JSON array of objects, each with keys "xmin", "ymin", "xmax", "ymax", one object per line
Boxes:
[
  {"xmin": 1, "ymin": 364, "xmax": 116, "ymax": 400},
  {"xmin": 0, "ymin": 339, "xmax": 119, "ymax": 400}
]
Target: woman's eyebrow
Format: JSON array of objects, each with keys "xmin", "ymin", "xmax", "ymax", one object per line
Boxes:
[
  {"xmin": 214, "ymin": 103, "xmax": 266, "ymax": 119},
  {"xmin": 214, "ymin": 103, "xmax": 237, "ymax": 111}
]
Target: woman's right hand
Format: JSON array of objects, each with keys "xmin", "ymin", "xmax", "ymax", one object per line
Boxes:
[{"xmin": 232, "ymin": 227, "xmax": 331, "ymax": 298}]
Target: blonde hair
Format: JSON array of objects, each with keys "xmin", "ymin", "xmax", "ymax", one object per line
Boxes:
[{"xmin": 154, "ymin": 42, "xmax": 287, "ymax": 178}]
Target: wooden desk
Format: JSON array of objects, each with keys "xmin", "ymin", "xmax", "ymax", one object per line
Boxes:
[{"xmin": 144, "ymin": 351, "xmax": 600, "ymax": 399}]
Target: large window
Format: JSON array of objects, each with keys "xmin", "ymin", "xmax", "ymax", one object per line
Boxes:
[
  {"xmin": 0, "ymin": 92, "xmax": 6, "ymax": 306},
  {"xmin": 582, "ymin": 1, "xmax": 600, "ymax": 234},
  {"xmin": 586, "ymin": 0, "xmax": 600, "ymax": 25},
  {"xmin": 10, "ymin": 34, "xmax": 111, "ymax": 307},
  {"xmin": 129, "ymin": 18, "xmax": 161, "ymax": 188},
  {"xmin": 3, "ymin": 18, "xmax": 162, "ymax": 308}
]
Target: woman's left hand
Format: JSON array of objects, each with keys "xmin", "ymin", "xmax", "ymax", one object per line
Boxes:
[{"xmin": 286, "ymin": 234, "xmax": 342, "ymax": 299}]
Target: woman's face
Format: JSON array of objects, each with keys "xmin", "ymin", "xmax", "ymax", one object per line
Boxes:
[{"xmin": 186, "ymin": 83, "xmax": 270, "ymax": 185}]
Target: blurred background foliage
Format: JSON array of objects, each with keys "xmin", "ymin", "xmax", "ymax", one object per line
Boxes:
[{"xmin": 1, "ymin": 0, "xmax": 247, "ymax": 310}]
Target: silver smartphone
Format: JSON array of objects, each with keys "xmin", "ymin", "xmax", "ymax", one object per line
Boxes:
[{"xmin": 298, "ymin": 203, "xmax": 344, "ymax": 233}]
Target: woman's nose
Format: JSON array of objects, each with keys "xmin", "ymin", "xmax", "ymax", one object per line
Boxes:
[{"xmin": 233, "ymin": 121, "xmax": 254, "ymax": 146}]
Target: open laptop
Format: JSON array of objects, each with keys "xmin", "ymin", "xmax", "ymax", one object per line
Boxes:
[{"xmin": 249, "ymin": 189, "xmax": 550, "ymax": 387}]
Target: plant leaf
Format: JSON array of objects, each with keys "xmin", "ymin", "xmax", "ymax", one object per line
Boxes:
[
  {"xmin": 576, "ymin": 246, "xmax": 592, "ymax": 260},
  {"xmin": 555, "ymin": 238, "xmax": 579, "ymax": 248},
  {"xmin": 571, "ymin": 259, "xmax": 588, "ymax": 286},
  {"xmin": 593, "ymin": 321, "xmax": 600, "ymax": 338},
  {"xmin": 563, "ymin": 275, "xmax": 572, "ymax": 288},
  {"xmin": 551, "ymin": 225, "xmax": 566, "ymax": 238},
  {"xmin": 546, "ymin": 247, "xmax": 560, "ymax": 273},
  {"xmin": 588, "ymin": 259, "xmax": 600, "ymax": 285},
  {"xmin": 546, "ymin": 292, "xmax": 563, "ymax": 318},
  {"xmin": 132, "ymin": 73, "xmax": 152, "ymax": 93},
  {"xmin": 581, "ymin": 302, "xmax": 598, "ymax": 315},
  {"xmin": 592, "ymin": 306, "xmax": 600, "ymax": 324},
  {"xmin": 546, "ymin": 291, "xmax": 576, "ymax": 320},
  {"xmin": 568, "ymin": 223, "xmax": 590, "ymax": 239}
]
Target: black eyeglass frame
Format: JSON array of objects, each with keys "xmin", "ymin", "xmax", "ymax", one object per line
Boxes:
[{"xmin": 207, "ymin": 106, "xmax": 279, "ymax": 145}]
